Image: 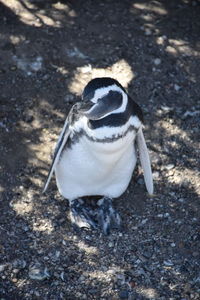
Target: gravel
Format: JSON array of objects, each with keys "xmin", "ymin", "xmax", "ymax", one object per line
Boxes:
[{"xmin": 0, "ymin": 0, "xmax": 200, "ymax": 299}]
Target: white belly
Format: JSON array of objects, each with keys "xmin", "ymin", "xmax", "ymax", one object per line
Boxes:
[{"xmin": 55, "ymin": 131, "xmax": 137, "ymax": 200}]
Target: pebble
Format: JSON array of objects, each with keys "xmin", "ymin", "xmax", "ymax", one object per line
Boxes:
[
  {"xmin": 55, "ymin": 250, "xmax": 60, "ymax": 259},
  {"xmin": 29, "ymin": 263, "xmax": 50, "ymax": 281},
  {"xmin": 164, "ymin": 260, "xmax": 174, "ymax": 266},
  {"xmin": 174, "ymin": 84, "xmax": 181, "ymax": 91},
  {"xmin": 178, "ymin": 198, "xmax": 185, "ymax": 203},
  {"xmin": 157, "ymin": 36, "xmax": 165, "ymax": 45},
  {"xmin": 142, "ymin": 250, "xmax": 152, "ymax": 259},
  {"xmin": 12, "ymin": 268, "xmax": 19, "ymax": 274},
  {"xmin": 78, "ymin": 275, "xmax": 85, "ymax": 282},
  {"xmin": 154, "ymin": 58, "xmax": 161, "ymax": 65},
  {"xmin": 12, "ymin": 259, "xmax": 26, "ymax": 269},
  {"xmin": 161, "ymin": 105, "xmax": 173, "ymax": 112},
  {"xmin": 0, "ymin": 264, "xmax": 6, "ymax": 272},
  {"xmin": 157, "ymin": 214, "xmax": 164, "ymax": 218},
  {"xmin": 62, "ymin": 239, "xmax": 67, "ymax": 245},
  {"xmin": 164, "ymin": 213, "xmax": 170, "ymax": 218},
  {"xmin": 60, "ymin": 271, "xmax": 65, "ymax": 281},
  {"xmin": 108, "ymin": 242, "xmax": 114, "ymax": 248},
  {"xmin": 165, "ymin": 164, "xmax": 175, "ymax": 170},
  {"xmin": 145, "ymin": 29, "xmax": 152, "ymax": 36},
  {"xmin": 141, "ymin": 218, "xmax": 148, "ymax": 225}
]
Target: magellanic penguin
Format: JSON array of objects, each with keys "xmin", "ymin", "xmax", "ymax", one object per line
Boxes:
[{"xmin": 43, "ymin": 77, "xmax": 153, "ymax": 234}]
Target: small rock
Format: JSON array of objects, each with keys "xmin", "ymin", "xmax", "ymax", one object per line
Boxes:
[
  {"xmin": 31, "ymin": 57, "xmax": 43, "ymax": 71},
  {"xmin": 157, "ymin": 214, "xmax": 163, "ymax": 218},
  {"xmin": 29, "ymin": 263, "xmax": 50, "ymax": 281},
  {"xmin": 164, "ymin": 213, "xmax": 170, "ymax": 218},
  {"xmin": 141, "ymin": 218, "xmax": 148, "ymax": 225},
  {"xmin": 79, "ymin": 275, "xmax": 85, "ymax": 282},
  {"xmin": 12, "ymin": 259, "xmax": 26, "ymax": 269},
  {"xmin": 165, "ymin": 164, "xmax": 175, "ymax": 170},
  {"xmin": 164, "ymin": 260, "xmax": 174, "ymax": 266},
  {"xmin": 60, "ymin": 271, "xmax": 65, "ymax": 281},
  {"xmin": 62, "ymin": 239, "xmax": 67, "ymax": 245},
  {"xmin": 108, "ymin": 242, "xmax": 114, "ymax": 248},
  {"xmin": 192, "ymin": 251, "xmax": 198, "ymax": 258},
  {"xmin": 174, "ymin": 84, "xmax": 181, "ymax": 91},
  {"xmin": 157, "ymin": 36, "xmax": 165, "ymax": 45},
  {"xmin": 0, "ymin": 264, "xmax": 7, "ymax": 272},
  {"xmin": 10, "ymin": 65, "xmax": 17, "ymax": 71},
  {"xmin": 154, "ymin": 58, "xmax": 161, "ymax": 65},
  {"xmin": 161, "ymin": 105, "xmax": 173, "ymax": 112},
  {"xmin": 178, "ymin": 198, "xmax": 185, "ymax": 203},
  {"xmin": 142, "ymin": 250, "xmax": 152, "ymax": 259},
  {"xmin": 145, "ymin": 29, "xmax": 152, "ymax": 36}
]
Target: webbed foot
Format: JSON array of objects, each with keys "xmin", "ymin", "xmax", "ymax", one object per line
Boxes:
[
  {"xmin": 97, "ymin": 197, "xmax": 121, "ymax": 234},
  {"xmin": 70, "ymin": 199, "xmax": 97, "ymax": 230}
]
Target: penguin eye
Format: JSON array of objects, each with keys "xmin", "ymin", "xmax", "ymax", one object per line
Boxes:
[{"xmin": 83, "ymin": 91, "xmax": 123, "ymax": 120}]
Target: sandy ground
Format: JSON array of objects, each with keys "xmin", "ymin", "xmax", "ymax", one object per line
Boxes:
[{"xmin": 0, "ymin": 0, "xmax": 200, "ymax": 299}]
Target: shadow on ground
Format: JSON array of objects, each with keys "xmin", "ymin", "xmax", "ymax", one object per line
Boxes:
[{"xmin": 0, "ymin": 0, "xmax": 200, "ymax": 299}]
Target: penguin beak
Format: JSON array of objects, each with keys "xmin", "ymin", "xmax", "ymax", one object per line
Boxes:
[
  {"xmin": 79, "ymin": 101, "xmax": 94, "ymax": 115},
  {"xmin": 79, "ymin": 100, "xmax": 104, "ymax": 120}
]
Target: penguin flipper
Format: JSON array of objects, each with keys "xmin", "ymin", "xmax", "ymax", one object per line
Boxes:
[
  {"xmin": 42, "ymin": 119, "xmax": 70, "ymax": 193},
  {"xmin": 136, "ymin": 127, "xmax": 154, "ymax": 195}
]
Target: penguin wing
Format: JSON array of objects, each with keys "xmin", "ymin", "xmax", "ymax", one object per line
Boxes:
[
  {"xmin": 42, "ymin": 117, "xmax": 70, "ymax": 193},
  {"xmin": 136, "ymin": 127, "xmax": 154, "ymax": 195}
]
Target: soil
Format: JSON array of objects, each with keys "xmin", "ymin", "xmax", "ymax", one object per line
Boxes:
[{"xmin": 0, "ymin": 0, "xmax": 200, "ymax": 299}]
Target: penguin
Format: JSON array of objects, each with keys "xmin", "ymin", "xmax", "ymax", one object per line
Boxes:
[{"xmin": 43, "ymin": 77, "xmax": 153, "ymax": 234}]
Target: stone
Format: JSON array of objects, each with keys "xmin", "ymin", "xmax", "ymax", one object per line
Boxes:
[
  {"xmin": 29, "ymin": 263, "xmax": 50, "ymax": 281},
  {"xmin": 154, "ymin": 58, "xmax": 161, "ymax": 65}
]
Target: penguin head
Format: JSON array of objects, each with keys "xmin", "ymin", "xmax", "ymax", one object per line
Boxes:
[{"xmin": 79, "ymin": 77, "xmax": 128, "ymax": 120}]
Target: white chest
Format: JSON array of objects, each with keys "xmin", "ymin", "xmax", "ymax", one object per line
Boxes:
[{"xmin": 55, "ymin": 117, "xmax": 139, "ymax": 200}]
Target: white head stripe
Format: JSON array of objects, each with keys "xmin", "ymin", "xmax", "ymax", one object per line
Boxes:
[
  {"xmin": 91, "ymin": 84, "xmax": 124, "ymax": 102},
  {"xmin": 91, "ymin": 84, "xmax": 128, "ymax": 114}
]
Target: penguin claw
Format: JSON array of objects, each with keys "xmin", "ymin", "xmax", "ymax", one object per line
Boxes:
[
  {"xmin": 97, "ymin": 197, "xmax": 121, "ymax": 234},
  {"xmin": 70, "ymin": 199, "xmax": 97, "ymax": 230}
]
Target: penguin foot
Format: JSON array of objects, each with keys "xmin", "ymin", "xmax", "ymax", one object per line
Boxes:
[
  {"xmin": 70, "ymin": 199, "xmax": 97, "ymax": 230},
  {"xmin": 97, "ymin": 197, "xmax": 121, "ymax": 235}
]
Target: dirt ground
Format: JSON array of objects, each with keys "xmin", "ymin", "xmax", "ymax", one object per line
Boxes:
[{"xmin": 0, "ymin": 0, "xmax": 200, "ymax": 299}]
